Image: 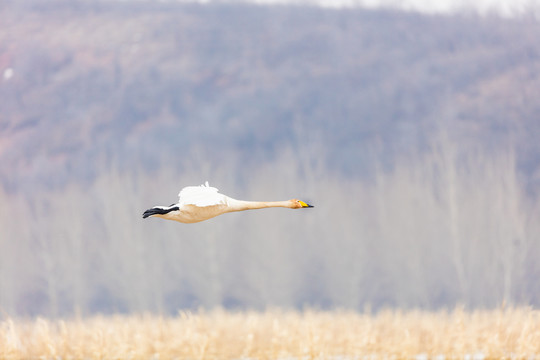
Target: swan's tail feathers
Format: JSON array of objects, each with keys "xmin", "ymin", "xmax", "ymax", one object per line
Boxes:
[{"xmin": 142, "ymin": 206, "xmax": 180, "ymax": 218}]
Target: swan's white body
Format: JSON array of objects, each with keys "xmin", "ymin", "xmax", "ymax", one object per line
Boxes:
[{"xmin": 143, "ymin": 182, "xmax": 313, "ymax": 224}]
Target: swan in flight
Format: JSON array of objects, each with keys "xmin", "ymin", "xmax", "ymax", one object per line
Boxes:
[{"xmin": 143, "ymin": 181, "xmax": 313, "ymax": 224}]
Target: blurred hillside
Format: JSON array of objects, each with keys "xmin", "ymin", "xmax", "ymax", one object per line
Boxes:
[
  {"xmin": 2, "ymin": 2, "xmax": 540, "ymax": 192},
  {"xmin": 1, "ymin": 1, "xmax": 540, "ymax": 316}
]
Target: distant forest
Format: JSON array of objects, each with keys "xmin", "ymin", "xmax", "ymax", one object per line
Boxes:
[{"xmin": 1, "ymin": 1, "xmax": 540, "ymax": 316}]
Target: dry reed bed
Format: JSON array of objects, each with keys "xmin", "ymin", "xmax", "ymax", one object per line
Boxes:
[{"xmin": 1, "ymin": 307, "xmax": 539, "ymax": 359}]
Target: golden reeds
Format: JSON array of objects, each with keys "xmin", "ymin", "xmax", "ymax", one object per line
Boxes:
[{"xmin": 1, "ymin": 307, "xmax": 539, "ymax": 359}]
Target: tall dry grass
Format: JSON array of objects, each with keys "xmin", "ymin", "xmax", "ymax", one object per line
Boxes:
[{"xmin": 1, "ymin": 307, "xmax": 539, "ymax": 359}]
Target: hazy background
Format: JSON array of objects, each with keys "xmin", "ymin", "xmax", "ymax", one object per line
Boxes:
[{"xmin": 1, "ymin": 0, "xmax": 540, "ymax": 317}]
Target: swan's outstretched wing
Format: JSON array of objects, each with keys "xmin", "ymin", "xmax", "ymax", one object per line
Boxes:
[{"xmin": 178, "ymin": 181, "xmax": 228, "ymax": 207}]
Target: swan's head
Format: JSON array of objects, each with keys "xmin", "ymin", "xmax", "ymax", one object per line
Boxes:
[{"xmin": 290, "ymin": 199, "xmax": 314, "ymax": 209}]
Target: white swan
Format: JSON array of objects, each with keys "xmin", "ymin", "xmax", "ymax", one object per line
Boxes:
[{"xmin": 143, "ymin": 181, "xmax": 313, "ymax": 224}]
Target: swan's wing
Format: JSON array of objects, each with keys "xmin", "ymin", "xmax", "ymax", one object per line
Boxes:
[{"xmin": 178, "ymin": 181, "xmax": 228, "ymax": 207}]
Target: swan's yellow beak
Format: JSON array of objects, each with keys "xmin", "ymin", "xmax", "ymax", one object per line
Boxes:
[{"xmin": 299, "ymin": 200, "xmax": 314, "ymax": 208}]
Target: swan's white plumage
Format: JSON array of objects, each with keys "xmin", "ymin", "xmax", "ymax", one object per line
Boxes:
[
  {"xmin": 177, "ymin": 181, "xmax": 228, "ymax": 207},
  {"xmin": 143, "ymin": 181, "xmax": 313, "ymax": 224}
]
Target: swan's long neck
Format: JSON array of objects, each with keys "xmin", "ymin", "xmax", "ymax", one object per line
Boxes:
[{"xmin": 227, "ymin": 198, "xmax": 291, "ymax": 212}]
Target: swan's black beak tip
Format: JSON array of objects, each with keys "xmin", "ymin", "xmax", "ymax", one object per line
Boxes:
[{"xmin": 299, "ymin": 200, "xmax": 314, "ymax": 208}]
